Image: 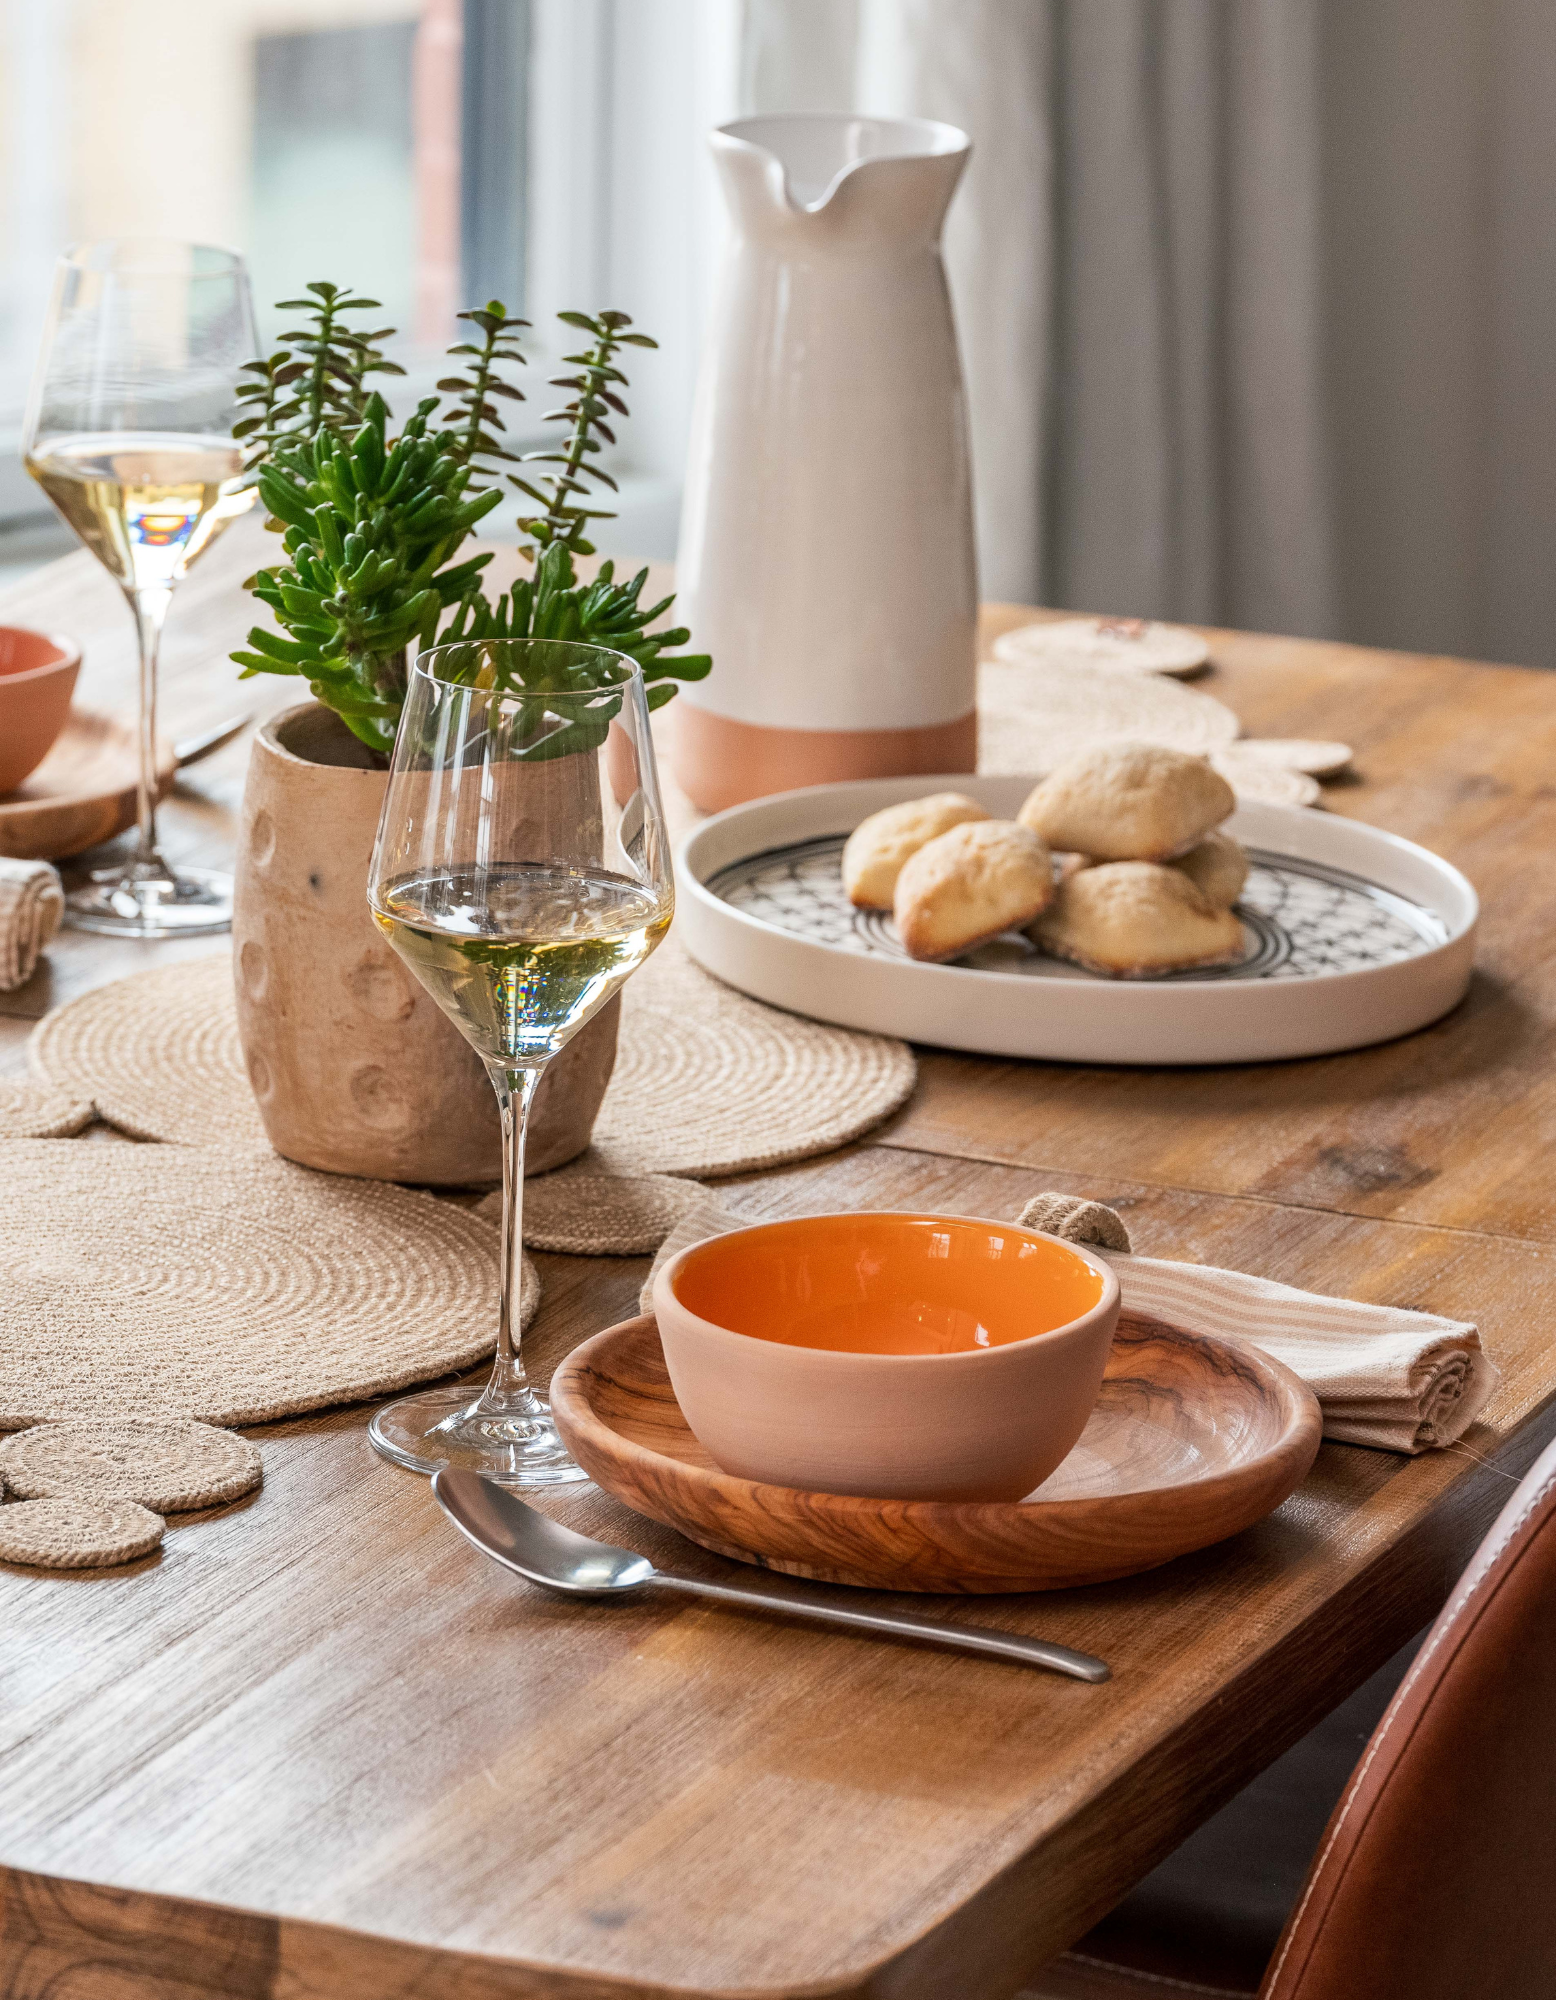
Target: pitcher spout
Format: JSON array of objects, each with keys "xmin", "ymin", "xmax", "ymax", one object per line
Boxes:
[{"xmin": 712, "ymin": 113, "xmax": 970, "ymax": 240}]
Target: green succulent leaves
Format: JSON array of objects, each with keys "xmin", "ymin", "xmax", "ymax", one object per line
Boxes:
[{"xmin": 232, "ymin": 289, "xmax": 709, "ymax": 758}]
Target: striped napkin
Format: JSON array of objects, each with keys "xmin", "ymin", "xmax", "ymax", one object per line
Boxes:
[
  {"xmin": 0, "ymin": 859, "xmax": 63, "ymax": 992},
  {"xmin": 640, "ymin": 1190, "xmax": 1499, "ymax": 1455}
]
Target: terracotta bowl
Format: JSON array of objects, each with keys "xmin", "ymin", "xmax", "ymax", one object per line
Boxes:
[
  {"xmin": 651, "ymin": 1212, "xmax": 1121, "ymax": 1503},
  {"xmin": 0, "ymin": 628, "xmax": 81, "ymax": 797}
]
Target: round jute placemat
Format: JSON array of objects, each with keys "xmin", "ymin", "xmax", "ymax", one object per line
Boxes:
[
  {"xmin": 0, "ymin": 1496, "xmax": 164, "ymax": 1570},
  {"xmin": 978, "ymin": 659, "xmax": 1241, "ymax": 774},
  {"xmin": 29, "ymin": 961, "xmax": 263, "ymax": 1149},
  {"xmin": 1226, "ymin": 737, "xmax": 1353, "ymax": 778},
  {"xmin": 0, "ymin": 1419, "xmax": 262, "ymax": 1511},
  {"xmin": 991, "ymin": 617, "xmax": 1210, "ymax": 678},
  {"xmin": 482, "ymin": 1159, "xmax": 719, "ymax": 1256},
  {"xmin": 27, "ymin": 939, "xmax": 916, "ymax": 1183},
  {"xmin": 1209, "ymin": 751, "xmax": 1322, "ymax": 808},
  {"xmin": 0, "ymin": 1080, "xmax": 95, "ymax": 1140},
  {"xmin": 591, "ymin": 941, "xmax": 915, "ymax": 1177},
  {"xmin": 0, "ymin": 1141, "xmax": 535, "ymax": 1429}
]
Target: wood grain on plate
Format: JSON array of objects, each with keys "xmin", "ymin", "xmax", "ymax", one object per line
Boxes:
[
  {"xmin": 550, "ymin": 1309, "xmax": 1323, "ymax": 1591},
  {"xmin": 0, "ymin": 707, "xmax": 175, "ymax": 859},
  {"xmin": 3, "ymin": 555, "xmax": 1556, "ymax": 1998}
]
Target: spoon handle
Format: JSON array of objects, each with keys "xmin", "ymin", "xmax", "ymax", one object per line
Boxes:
[{"xmin": 653, "ymin": 1572, "xmax": 1109, "ymax": 1682}]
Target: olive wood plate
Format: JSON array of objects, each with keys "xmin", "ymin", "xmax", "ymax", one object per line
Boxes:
[
  {"xmin": 550, "ymin": 1310, "xmax": 1324, "ymax": 1593},
  {"xmin": 0, "ymin": 707, "xmax": 176, "ymax": 860}
]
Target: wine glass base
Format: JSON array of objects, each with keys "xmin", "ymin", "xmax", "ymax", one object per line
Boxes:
[
  {"xmin": 369, "ymin": 1385, "xmax": 592, "ymax": 1488},
  {"xmin": 65, "ymin": 863, "xmax": 234, "ymax": 938}
]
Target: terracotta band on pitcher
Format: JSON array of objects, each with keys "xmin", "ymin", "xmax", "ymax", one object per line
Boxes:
[{"xmin": 670, "ymin": 705, "xmax": 978, "ymax": 815}]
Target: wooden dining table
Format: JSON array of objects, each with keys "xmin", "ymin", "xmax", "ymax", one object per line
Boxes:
[{"xmin": 4, "ymin": 518, "xmax": 1556, "ymax": 2000}]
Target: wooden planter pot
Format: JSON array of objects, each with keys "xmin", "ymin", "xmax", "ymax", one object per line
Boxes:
[{"xmin": 232, "ymin": 701, "xmax": 618, "ymax": 1184}]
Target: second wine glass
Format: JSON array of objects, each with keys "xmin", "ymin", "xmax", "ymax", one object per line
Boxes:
[
  {"xmin": 23, "ymin": 240, "xmax": 259, "ymax": 936},
  {"xmin": 367, "ymin": 639, "xmax": 674, "ymax": 1486}
]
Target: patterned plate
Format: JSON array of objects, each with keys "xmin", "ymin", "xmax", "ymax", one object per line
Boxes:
[
  {"xmin": 707, "ymin": 837, "xmax": 1447, "ymax": 985},
  {"xmin": 677, "ymin": 781, "xmax": 1478, "ymax": 1064}
]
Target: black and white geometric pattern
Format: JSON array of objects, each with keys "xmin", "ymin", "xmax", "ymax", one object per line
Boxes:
[{"xmin": 706, "ymin": 839, "xmax": 1446, "ymax": 985}]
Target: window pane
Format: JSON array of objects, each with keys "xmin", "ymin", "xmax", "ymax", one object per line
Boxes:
[{"xmin": 251, "ymin": 21, "xmax": 418, "ymax": 332}]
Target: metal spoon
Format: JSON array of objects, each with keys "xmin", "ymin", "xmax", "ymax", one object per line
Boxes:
[{"xmin": 432, "ymin": 1468, "xmax": 1110, "ymax": 1682}]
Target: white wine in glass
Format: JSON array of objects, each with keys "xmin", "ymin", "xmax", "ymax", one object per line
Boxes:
[
  {"xmin": 26, "ymin": 434, "xmax": 251, "ymax": 593},
  {"xmin": 367, "ymin": 640, "xmax": 675, "ymax": 1486},
  {"xmin": 375, "ymin": 864, "xmax": 670, "ymax": 1066},
  {"xmin": 23, "ymin": 242, "xmax": 259, "ymax": 937}
]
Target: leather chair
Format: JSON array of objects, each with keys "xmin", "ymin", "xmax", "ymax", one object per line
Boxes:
[{"xmin": 1024, "ymin": 1430, "xmax": 1556, "ymax": 1999}]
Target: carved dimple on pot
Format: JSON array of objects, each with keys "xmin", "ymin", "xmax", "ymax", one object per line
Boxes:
[
  {"xmin": 344, "ymin": 949, "xmax": 416, "ymax": 1022},
  {"xmin": 239, "ymin": 940, "xmax": 269, "ymax": 1000},
  {"xmin": 349, "ymin": 1064, "xmax": 414, "ymax": 1132},
  {"xmin": 247, "ymin": 1051, "xmax": 273, "ymax": 1101},
  {"xmin": 249, "ymin": 809, "xmax": 277, "ymax": 869}
]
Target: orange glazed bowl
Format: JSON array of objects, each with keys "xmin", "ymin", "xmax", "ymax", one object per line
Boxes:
[
  {"xmin": 651, "ymin": 1212, "xmax": 1121, "ymax": 1502},
  {"xmin": 0, "ymin": 627, "xmax": 81, "ymax": 795}
]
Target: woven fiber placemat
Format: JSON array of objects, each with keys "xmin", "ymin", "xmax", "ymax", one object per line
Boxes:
[
  {"xmin": 29, "ymin": 962, "xmax": 263, "ymax": 1149},
  {"xmin": 0, "ymin": 1081, "xmax": 95, "ymax": 1140},
  {"xmin": 482, "ymin": 1162, "xmax": 719, "ymax": 1256},
  {"xmin": 591, "ymin": 940, "xmax": 915, "ymax": 1177},
  {"xmin": 27, "ymin": 938, "xmax": 916, "ymax": 1182},
  {"xmin": 0, "ymin": 1419, "xmax": 262, "ymax": 1511},
  {"xmin": 0, "ymin": 1496, "xmax": 164, "ymax": 1570},
  {"xmin": 0, "ymin": 1142, "xmax": 535, "ymax": 1429},
  {"xmin": 978, "ymin": 658, "xmax": 1241, "ymax": 773}
]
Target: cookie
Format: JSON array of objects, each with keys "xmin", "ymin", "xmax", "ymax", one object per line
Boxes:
[
  {"xmin": 842, "ymin": 793, "xmax": 990, "ymax": 910},
  {"xmin": 1031, "ymin": 862, "xmax": 1245, "ymax": 978},
  {"xmin": 1018, "ymin": 743, "xmax": 1236, "ymax": 861},
  {"xmin": 894, "ymin": 820, "xmax": 1056, "ymax": 963},
  {"xmin": 1168, "ymin": 830, "xmax": 1248, "ymax": 909}
]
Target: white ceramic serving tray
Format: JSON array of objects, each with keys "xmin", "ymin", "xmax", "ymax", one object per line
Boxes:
[{"xmin": 676, "ymin": 775, "xmax": 1478, "ymax": 1065}]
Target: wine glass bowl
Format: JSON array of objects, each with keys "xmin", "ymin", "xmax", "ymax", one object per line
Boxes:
[
  {"xmin": 23, "ymin": 240, "xmax": 259, "ymax": 935},
  {"xmin": 366, "ymin": 640, "xmax": 674, "ymax": 1486}
]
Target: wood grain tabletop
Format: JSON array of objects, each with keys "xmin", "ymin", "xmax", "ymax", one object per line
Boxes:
[{"xmin": 3, "ymin": 521, "xmax": 1555, "ymax": 2000}]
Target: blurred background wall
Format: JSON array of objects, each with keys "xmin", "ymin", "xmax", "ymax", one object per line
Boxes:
[{"xmin": 2, "ymin": 0, "xmax": 1553, "ymax": 668}]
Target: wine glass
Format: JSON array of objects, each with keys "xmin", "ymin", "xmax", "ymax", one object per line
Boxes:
[
  {"xmin": 22, "ymin": 240, "xmax": 260, "ymax": 936},
  {"xmin": 366, "ymin": 639, "xmax": 675, "ymax": 1485}
]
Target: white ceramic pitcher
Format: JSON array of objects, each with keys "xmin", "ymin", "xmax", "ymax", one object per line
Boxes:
[{"xmin": 673, "ymin": 115, "xmax": 978, "ymax": 814}]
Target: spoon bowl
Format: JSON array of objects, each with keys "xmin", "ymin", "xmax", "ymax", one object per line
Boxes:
[{"xmin": 434, "ymin": 1468, "xmax": 655, "ymax": 1593}]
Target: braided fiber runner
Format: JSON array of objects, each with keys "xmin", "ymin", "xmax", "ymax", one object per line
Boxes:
[
  {"xmin": 28, "ymin": 937, "xmax": 916, "ymax": 1190},
  {"xmin": 0, "ymin": 1142, "xmax": 536, "ymax": 1429}
]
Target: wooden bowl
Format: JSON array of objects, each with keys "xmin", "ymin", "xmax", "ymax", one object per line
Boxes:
[
  {"xmin": 0, "ymin": 708, "xmax": 176, "ymax": 860},
  {"xmin": 550, "ymin": 1309, "xmax": 1323, "ymax": 1592},
  {"xmin": 652, "ymin": 1212, "xmax": 1120, "ymax": 1502}
]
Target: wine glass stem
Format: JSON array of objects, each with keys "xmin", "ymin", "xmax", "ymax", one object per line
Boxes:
[
  {"xmin": 473, "ymin": 1062, "xmax": 545, "ymax": 1415},
  {"xmin": 130, "ymin": 585, "xmax": 172, "ymax": 871}
]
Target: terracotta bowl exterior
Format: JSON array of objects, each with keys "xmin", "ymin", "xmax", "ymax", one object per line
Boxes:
[
  {"xmin": 651, "ymin": 1212, "xmax": 1121, "ymax": 1502},
  {"xmin": 0, "ymin": 629, "xmax": 81, "ymax": 796}
]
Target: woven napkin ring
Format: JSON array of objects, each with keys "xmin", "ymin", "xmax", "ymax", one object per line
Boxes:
[{"xmin": 1015, "ymin": 1193, "xmax": 1133, "ymax": 1253}]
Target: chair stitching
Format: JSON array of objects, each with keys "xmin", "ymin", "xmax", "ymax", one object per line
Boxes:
[
  {"xmin": 1261, "ymin": 1463, "xmax": 1556, "ymax": 1997},
  {"xmin": 1064, "ymin": 1951, "xmax": 1254, "ymax": 1996}
]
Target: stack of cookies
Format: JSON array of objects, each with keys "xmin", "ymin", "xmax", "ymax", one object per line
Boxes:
[{"xmin": 841, "ymin": 743, "xmax": 1248, "ymax": 978}]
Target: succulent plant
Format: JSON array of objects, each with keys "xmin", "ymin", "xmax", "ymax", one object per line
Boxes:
[{"xmin": 232, "ymin": 285, "xmax": 710, "ymax": 759}]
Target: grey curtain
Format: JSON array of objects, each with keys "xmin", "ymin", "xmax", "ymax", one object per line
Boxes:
[{"xmin": 740, "ymin": 0, "xmax": 1556, "ymax": 668}]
